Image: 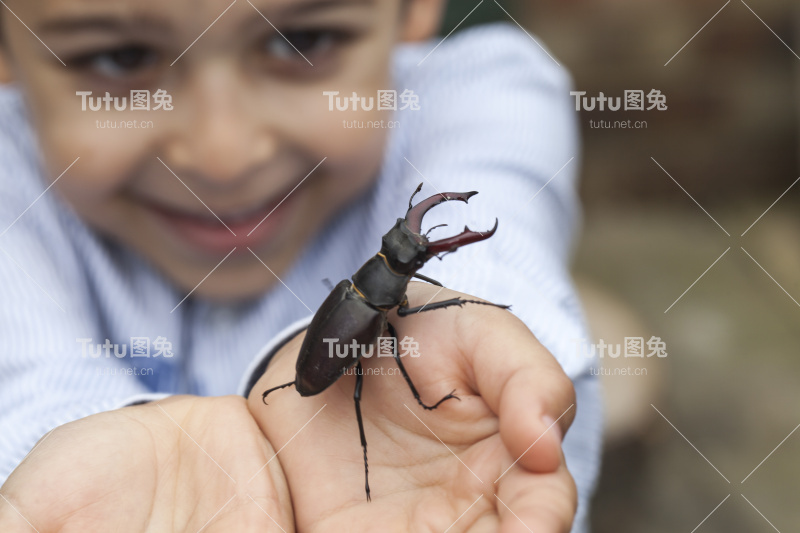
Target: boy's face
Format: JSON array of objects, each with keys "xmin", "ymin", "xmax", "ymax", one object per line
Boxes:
[{"xmin": 0, "ymin": 0, "xmax": 443, "ymax": 301}]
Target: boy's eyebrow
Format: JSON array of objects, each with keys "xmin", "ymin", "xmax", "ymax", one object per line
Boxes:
[
  {"xmin": 38, "ymin": 14, "xmax": 171, "ymax": 35},
  {"xmin": 274, "ymin": 0, "xmax": 375, "ymax": 17},
  {"xmin": 38, "ymin": 0, "xmax": 374, "ymax": 35}
]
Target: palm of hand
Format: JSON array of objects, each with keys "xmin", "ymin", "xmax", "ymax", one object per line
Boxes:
[{"xmin": 1, "ymin": 396, "xmax": 293, "ymax": 532}]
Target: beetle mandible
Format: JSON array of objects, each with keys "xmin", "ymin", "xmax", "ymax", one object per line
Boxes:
[{"xmin": 262, "ymin": 183, "xmax": 509, "ymax": 500}]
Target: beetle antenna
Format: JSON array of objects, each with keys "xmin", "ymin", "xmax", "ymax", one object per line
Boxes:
[
  {"xmin": 262, "ymin": 381, "xmax": 296, "ymax": 404},
  {"xmin": 424, "ymin": 224, "xmax": 447, "ymax": 238},
  {"xmin": 407, "ymin": 182, "xmax": 423, "ymax": 211}
]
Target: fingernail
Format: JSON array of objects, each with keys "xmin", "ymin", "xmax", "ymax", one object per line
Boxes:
[{"xmin": 542, "ymin": 414, "xmax": 563, "ymax": 442}]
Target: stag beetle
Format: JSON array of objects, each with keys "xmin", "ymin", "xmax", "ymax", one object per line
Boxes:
[{"xmin": 262, "ymin": 183, "xmax": 508, "ymax": 500}]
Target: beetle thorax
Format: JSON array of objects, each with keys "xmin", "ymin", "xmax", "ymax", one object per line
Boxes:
[
  {"xmin": 379, "ymin": 219, "xmax": 429, "ymax": 275},
  {"xmin": 349, "ymin": 219, "xmax": 428, "ymax": 309}
]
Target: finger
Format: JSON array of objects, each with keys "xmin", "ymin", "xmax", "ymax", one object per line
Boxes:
[
  {"xmin": 495, "ymin": 459, "xmax": 577, "ymax": 533},
  {"xmin": 393, "ymin": 282, "xmax": 576, "ymax": 473},
  {"xmin": 459, "ymin": 305, "xmax": 577, "ymax": 474}
]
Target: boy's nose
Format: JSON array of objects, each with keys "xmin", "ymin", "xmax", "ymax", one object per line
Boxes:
[{"xmin": 162, "ymin": 81, "xmax": 278, "ymax": 187}]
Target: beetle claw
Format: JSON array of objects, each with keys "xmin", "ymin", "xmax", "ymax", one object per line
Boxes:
[
  {"xmin": 426, "ymin": 219, "xmax": 499, "ymax": 256},
  {"xmin": 404, "ymin": 190, "xmax": 497, "ymax": 254},
  {"xmin": 404, "ymin": 191, "xmax": 478, "ymax": 234}
]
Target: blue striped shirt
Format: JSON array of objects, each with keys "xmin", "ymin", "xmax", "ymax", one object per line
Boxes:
[{"xmin": 0, "ymin": 23, "xmax": 601, "ymax": 532}]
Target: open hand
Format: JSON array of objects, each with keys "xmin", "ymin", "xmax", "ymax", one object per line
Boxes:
[
  {"xmin": 248, "ymin": 281, "xmax": 578, "ymax": 533},
  {"xmin": 0, "ymin": 395, "xmax": 294, "ymax": 532}
]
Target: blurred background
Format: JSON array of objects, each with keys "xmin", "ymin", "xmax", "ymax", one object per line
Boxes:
[{"xmin": 445, "ymin": 0, "xmax": 800, "ymax": 531}]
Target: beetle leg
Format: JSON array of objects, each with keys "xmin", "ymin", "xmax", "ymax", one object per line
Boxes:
[
  {"xmin": 353, "ymin": 361, "xmax": 371, "ymax": 501},
  {"xmin": 397, "ymin": 297, "xmax": 510, "ymax": 317},
  {"xmin": 411, "ymin": 272, "xmax": 443, "ymax": 287},
  {"xmin": 386, "ymin": 323, "xmax": 460, "ymax": 410},
  {"xmin": 261, "ymin": 380, "xmax": 295, "ymax": 405}
]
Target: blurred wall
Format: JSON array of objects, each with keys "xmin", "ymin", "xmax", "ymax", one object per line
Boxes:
[
  {"xmin": 438, "ymin": 2, "xmax": 800, "ymax": 532},
  {"xmin": 521, "ymin": 0, "xmax": 798, "ymax": 208}
]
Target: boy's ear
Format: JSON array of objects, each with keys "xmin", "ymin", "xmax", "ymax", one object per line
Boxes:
[
  {"xmin": 400, "ymin": 0, "xmax": 448, "ymax": 42},
  {"xmin": 0, "ymin": 52, "xmax": 13, "ymax": 83},
  {"xmin": 0, "ymin": 35, "xmax": 13, "ymax": 83}
]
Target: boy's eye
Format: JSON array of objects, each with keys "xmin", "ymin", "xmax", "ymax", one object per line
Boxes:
[
  {"xmin": 74, "ymin": 46, "xmax": 159, "ymax": 79},
  {"xmin": 265, "ymin": 29, "xmax": 339, "ymax": 61}
]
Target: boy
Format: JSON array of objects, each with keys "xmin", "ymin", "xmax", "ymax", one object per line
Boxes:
[{"xmin": 0, "ymin": 0, "xmax": 601, "ymax": 530}]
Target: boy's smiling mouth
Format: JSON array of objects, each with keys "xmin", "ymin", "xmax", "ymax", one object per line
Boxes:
[{"xmin": 140, "ymin": 186, "xmax": 301, "ymax": 257}]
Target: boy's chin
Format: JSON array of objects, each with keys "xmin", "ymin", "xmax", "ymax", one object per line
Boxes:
[
  {"xmin": 147, "ymin": 244, "xmax": 295, "ymax": 304},
  {"xmin": 174, "ymin": 267, "xmax": 280, "ymax": 304}
]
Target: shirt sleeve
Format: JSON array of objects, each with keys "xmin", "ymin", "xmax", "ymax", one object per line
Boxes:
[
  {"xmin": 0, "ymin": 87, "xmax": 163, "ymax": 485},
  {"xmin": 386, "ymin": 24, "xmax": 603, "ymax": 532},
  {"xmin": 237, "ymin": 315, "xmax": 313, "ymax": 398}
]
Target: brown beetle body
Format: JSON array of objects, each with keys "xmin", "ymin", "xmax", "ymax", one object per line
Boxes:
[
  {"xmin": 295, "ymin": 279, "xmax": 385, "ymax": 396},
  {"xmin": 262, "ymin": 184, "xmax": 508, "ymax": 500}
]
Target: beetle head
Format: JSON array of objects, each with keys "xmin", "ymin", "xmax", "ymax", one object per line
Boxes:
[{"xmin": 379, "ymin": 184, "xmax": 498, "ymax": 275}]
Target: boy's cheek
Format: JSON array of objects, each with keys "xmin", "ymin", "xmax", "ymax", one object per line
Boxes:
[
  {"xmin": 20, "ymin": 78, "xmax": 150, "ymax": 195},
  {"xmin": 296, "ymin": 94, "xmax": 393, "ymax": 185},
  {"xmin": 40, "ymin": 124, "xmax": 148, "ymax": 194}
]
